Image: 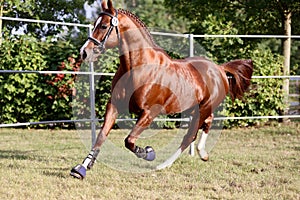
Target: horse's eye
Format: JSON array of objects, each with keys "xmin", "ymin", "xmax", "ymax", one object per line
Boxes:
[{"xmin": 101, "ymin": 24, "xmax": 108, "ymax": 29}]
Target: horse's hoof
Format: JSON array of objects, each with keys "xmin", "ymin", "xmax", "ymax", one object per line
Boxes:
[
  {"xmin": 198, "ymin": 149, "xmax": 209, "ymax": 162},
  {"xmin": 201, "ymin": 155, "xmax": 209, "ymax": 162},
  {"xmin": 144, "ymin": 146, "xmax": 156, "ymax": 161},
  {"xmin": 70, "ymin": 164, "xmax": 86, "ymax": 179}
]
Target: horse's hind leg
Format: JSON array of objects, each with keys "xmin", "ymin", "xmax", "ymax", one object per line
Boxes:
[
  {"xmin": 157, "ymin": 108, "xmax": 201, "ymax": 170},
  {"xmin": 197, "ymin": 113, "xmax": 214, "ymax": 161}
]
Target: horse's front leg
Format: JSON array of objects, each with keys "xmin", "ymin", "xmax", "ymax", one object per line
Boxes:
[
  {"xmin": 70, "ymin": 102, "xmax": 118, "ymax": 179},
  {"xmin": 124, "ymin": 110, "xmax": 157, "ymax": 161}
]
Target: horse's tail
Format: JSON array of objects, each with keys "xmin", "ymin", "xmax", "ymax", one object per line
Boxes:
[{"xmin": 221, "ymin": 59, "xmax": 253, "ymax": 100}]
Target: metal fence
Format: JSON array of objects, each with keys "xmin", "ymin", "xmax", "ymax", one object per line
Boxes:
[{"xmin": 1, "ymin": 17, "xmax": 300, "ymax": 146}]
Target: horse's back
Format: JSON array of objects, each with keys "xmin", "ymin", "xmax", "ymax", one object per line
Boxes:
[{"xmin": 173, "ymin": 56, "xmax": 229, "ymax": 108}]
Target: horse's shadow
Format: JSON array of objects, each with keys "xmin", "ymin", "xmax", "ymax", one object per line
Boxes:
[
  {"xmin": 40, "ymin": 167, "xmax": 71, "ymax": 178},
  {"xmin": 0, "ymin": 149, "xmax": 38, "ymax": 161},
  {"xmin": 0, "ymin": 149, "xmax": 71, "ymax": 178}
]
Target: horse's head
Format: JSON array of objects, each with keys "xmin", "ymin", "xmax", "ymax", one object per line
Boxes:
[{"xmin": 80, "ymin": 0, "xmax": 120, "ymax": 61}]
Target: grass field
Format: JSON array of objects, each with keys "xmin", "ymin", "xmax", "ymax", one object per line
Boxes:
[{"xmin": 0, "ymin": 123, "xmax": 299, "ymax": 200}]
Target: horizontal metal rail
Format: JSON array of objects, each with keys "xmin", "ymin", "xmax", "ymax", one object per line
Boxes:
[
  {"xmin": 1, "ymin": 69, "xmax": 300, "ymax": 79},
  {"xmin": 0, "ymin": 16, "xmax": 91, "ymax": 28},
  {"xmin": 0, "ymin": 70, "xmax": 115, "ymax": 76},
  {"xmin": 193, "ymin": 34, "xmax": 300, "ymax": 39},
  {"xmin": 1, "ymin": 115, "xmax": 299, "ymax": 128},
  {"xmin": 151, "ymin": 31, "xmax": 188, "ymax": 38},
  {"xmin": 1, "ymin": 16, "xmax": 300, "ymax": 39}
]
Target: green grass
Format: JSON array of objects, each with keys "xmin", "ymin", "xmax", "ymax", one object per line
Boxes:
[{"xmin": 0, "ymin": 123, "xmax": 299, "ymax": 199}]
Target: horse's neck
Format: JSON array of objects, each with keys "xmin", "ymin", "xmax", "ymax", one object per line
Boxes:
[{"xmin": 119, "ymin": 24, "xmax": 164, "ymax": 71}]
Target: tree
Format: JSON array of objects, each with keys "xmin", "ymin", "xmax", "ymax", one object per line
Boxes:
[
  {"xmin": 165, "ymin": 0, "xmax": 300, "ymax": 125},
  {"xmin": 123, "ymin": 0, "xmax": 190, "ymax": 33},
  {"xmin": 228, "ymin": 0, "xmax": 299, "ymax": 115},
  {"xmin": 164, "ymin": 0, "xmax": 300, "ymax": 34},
  {"xmin": 164, "ymin": 0, "xmax": 300, "ymax": 66},
  {"xmin": 1, "ymin": 0, "xmax": 93, "ymax": 37},
  {"xmin": 84, "ymin": 0, "xmax": 190, "ymax": 33}
]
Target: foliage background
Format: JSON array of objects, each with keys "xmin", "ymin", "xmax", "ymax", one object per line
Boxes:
[
  {"xmin": 0, "ymin": 31, "xmax": 79, "ymax": 126},
  {"xmin": 1, "ymin": 0, "xmax": 298, "ymax": 128}
]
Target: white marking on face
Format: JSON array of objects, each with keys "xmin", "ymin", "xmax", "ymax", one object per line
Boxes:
[
  {"xmin": 80, "ymin": 16, "xmax": 102, "ymax": 60},
  {"xmin": 94, "ymin": 17, "xmax": 102, "ymax": 33}
]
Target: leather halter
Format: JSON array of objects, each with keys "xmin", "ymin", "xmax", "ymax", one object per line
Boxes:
[{"xmin": 88, "ymin": 9, "xmax": 121, "ymax": 53}]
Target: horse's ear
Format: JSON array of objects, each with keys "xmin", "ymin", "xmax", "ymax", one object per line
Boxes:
[
  {"xmin": 101, "ymin": 0, "xmax": 108, "ymax": 10},
  {"xmin": 107, "ymin": 0, "xmax": 114, "ymax": 12}
]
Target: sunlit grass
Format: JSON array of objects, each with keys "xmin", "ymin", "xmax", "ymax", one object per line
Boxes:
[{"xmin": 0, "ymin": 123, "xmax": 299, "ymax": 199}]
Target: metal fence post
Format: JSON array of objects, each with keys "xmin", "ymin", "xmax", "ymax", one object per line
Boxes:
[
  {"xmin": 188, "ymin": 34, "xmax": 195, "ymax": 156},
  {"xmin": 88, "ymin": 25, "xmax": 97, "ymax": 146},
  {"xmin": 189, "ymin": 33, "xmax": 194, "ymax": 57}
]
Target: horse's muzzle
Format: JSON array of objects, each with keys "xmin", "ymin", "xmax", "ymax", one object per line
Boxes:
[
  {"xmin": 81, "ymin": 49, "xmax": 88, "ymax": 60},
  {"xmin": 93, "ymin": 46, "xmax": 104, "ymax": 55}
]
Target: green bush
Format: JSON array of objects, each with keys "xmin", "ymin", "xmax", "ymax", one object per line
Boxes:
[
  {"xmin": 0, "ymin": 30, "xmax": 78, "ymax": 127},
  {"xmin": 43, "ymin": 40, "xmax": 79, "ymax": 124},
  {"xmin": 221, "ymin": 48, "xmax": 285, "ymax": 127},
  {"xmin": 0, "ymin": 32, "xmax": 50, "ymax": 124}
]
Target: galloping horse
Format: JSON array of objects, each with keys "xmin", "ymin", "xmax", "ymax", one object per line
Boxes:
[{"xmin": 71, "ymin": 0, "xmax": 253, "ymax": 179}]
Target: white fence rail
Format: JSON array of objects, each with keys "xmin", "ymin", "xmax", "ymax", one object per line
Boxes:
[{"xmin": 0, "ymin": 17, "xmax": 299, "ymax": 144}]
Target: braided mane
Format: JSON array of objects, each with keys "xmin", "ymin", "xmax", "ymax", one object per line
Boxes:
[{"xmin": 118, "ymin": 8, "xmax": 158, "ymax": 47}]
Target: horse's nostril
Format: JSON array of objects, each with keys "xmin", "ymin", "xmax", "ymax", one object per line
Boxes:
[
  {"xmin": 82, "ymin": 50, "xmax": 87, "ymax": 60},
  {"xmin": 93, "ymin": 47, "xmax": 101, "ymax": 54}
]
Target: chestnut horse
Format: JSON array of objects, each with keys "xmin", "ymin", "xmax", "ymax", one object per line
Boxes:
[{"xmin": 71, "ymin": 0, "xmax": 253, "ymax": 179}]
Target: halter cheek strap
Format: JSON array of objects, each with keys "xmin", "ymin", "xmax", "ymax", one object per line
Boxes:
[{"xmin": 88, "ymin": 9, "xmax": 121, "ymax": 53}]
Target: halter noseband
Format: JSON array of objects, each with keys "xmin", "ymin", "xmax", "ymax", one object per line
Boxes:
[{"xmin": 88, "ymin": 9, "xmax": 121, "ymax": 53}]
